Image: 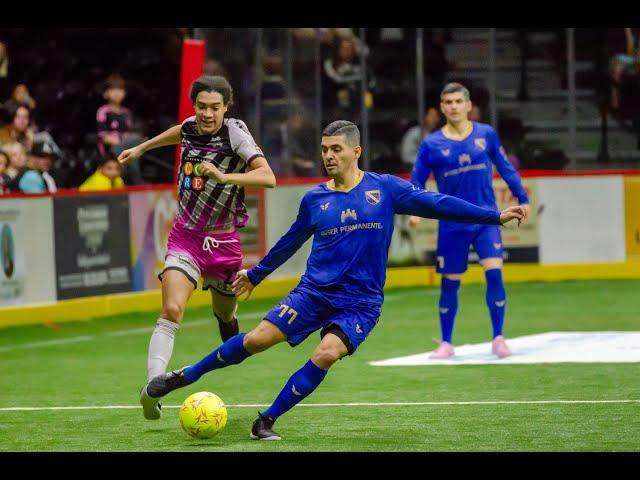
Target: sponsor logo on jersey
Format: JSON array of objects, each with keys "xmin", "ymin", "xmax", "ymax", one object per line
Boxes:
[
  {"xmin": 365, "ymin": 190, "xmax": 381, "ymax": 205},
  {"xmin": 458, "ymin": 154, "xmax": 472, "ymax": 166},
  {"xmin": 320, "ymin": 202, "xmax": 330, "ymax": 211},
  {"xmin": 341, "ymin": 208, "xmax": 358, "ymax": 223},
  {"xmin": 192, "ymin": 177, "xmax": 205, "ymax": 192},
  {"xmin": 493, "ymin": 242, "xmax": 502, "ymax": 249},
  {"xmin": 441, "ymin": 149, "xmax": 451, "ymax": 157},
  {"xmin": 475, "ymin": 138, "xmax": 487, "ymax": 151},
  {"xmin": 356, "ymin": 324, "xmax": 363, "ymax": 334}
]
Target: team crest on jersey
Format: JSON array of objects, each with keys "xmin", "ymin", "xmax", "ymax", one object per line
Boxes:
[
  {"xmin": 441, "ymin": 148, "xmax": 451, "ymax": 157},
  {"xmin": 458, "ymin": 154, "xmax": 472, "ymax": 166},
  {"xmin": 320, "ymin": 202, "xmax": 330, "ymax": 211},
  {"xmin": 365, "ymin": 190, "xmax": 381, "ymax": 205},
  {"xmin": 341, "ymin": 208, "xmax": 357, "ymax": 223},
  {"xmin": 475, "ymin": 138, "xmax": 487, "ymax": 151}
]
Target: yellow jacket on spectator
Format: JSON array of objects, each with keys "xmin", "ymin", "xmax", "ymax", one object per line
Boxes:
[{"xmin": 79, "ymin": 170, "xmax": 125, "ymax": 191}]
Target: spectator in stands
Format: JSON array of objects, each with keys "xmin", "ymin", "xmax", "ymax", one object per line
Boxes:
[
  {"xmin": 282, "ymin": 110, "xmax": 317, "ymax": 177},
  {"xmin": 0, "ymin": 105, "xmax": 34, "ymax": 152},
  {"xmin": 400, "ymin": 107, "xmax": 441, "ymax": 167},
  {"xmin": 4, "ymin": 141, "xmax": 45, "ymax": 193},
  {"xmin": 0, "ymin": 41, "xmax": 8, "ymax": 101},
  {"xmin": 609, "ymin": 28, "xmax": 640, "ymax": 111},
  {"xmin": 323, "ymin": 38, "xmax": 375, "ymax": 120},
  {"xmin": 96, "ymin": 74, "xmax": 133, "ymax": 157},
  {"xmin": 4, "ymin": 83, "xmax": 36, "ymax": 112},
  {"xmin": 28, "ymin": 138, "xmax": 59, "ymax": 192},
  {"xmin": 470, "ymin": 104, "xmax": 482, "ymax": 122},
  {"xmin": 0, "ymin": 149, "xmax": 9, "ymax": 194},
  {"xmin": 96, "ymin": 74, "xmax": 145, "ymax": 184},
  {"xmin": 79, "ymin": 157, "xmax": 125, "ymax": 191}
]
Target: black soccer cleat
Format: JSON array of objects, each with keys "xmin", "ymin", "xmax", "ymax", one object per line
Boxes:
[
  {"xmin": 250, "ymin": 412, "xmax": 281, "ymax": 440},
  {"xmin": 145, "ymin": 367, "xmax": 191, "ymax": 398},
  {"xmin": 217, "ymin": 315, "xmax": 239, "ymax": 342}
]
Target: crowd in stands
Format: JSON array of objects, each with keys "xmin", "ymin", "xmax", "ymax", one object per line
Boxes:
[
  {"xmin": 0, "ymin": 29, "xmax": 180, "ymax": 195},
  {"xmin": 607, "ymin": 28, "xmax": 640, "ymax": 148},
  {"xmin": 5, "ymin": 28, "xmax": 584, "ymax": 197}
]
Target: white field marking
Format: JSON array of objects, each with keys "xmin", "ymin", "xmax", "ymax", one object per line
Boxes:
[
  {"xmin": 0, "ymin": 336, "xmax": 95, "ymax": 353},
  {"xmin": 0, "ymin": 399, "xmax": 639, "ymax": 412},
  {"xmin": 0, "ymin": 313, "xmax": 268, "ymax": 352},
  {"xmin": 371, "ymin": 332, "xmax": 640, "ymax": 366}
]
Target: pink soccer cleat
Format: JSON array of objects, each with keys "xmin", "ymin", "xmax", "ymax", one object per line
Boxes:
[
  {"xmin": 429, "ymin": 340, "xmax": 455, "ymax": 359},
  {"xmin": 491, "ymin": 335, "xmax": 512, "ymax": 358}
]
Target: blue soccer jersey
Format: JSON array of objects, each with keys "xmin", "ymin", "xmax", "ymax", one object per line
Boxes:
[
  {"xmin": 410, "ymin": 122, "xmax": 528, "ymax": 230},
  {"xmin": 247, "ymin": 172, "xmax": 501, "ymax": 308}
]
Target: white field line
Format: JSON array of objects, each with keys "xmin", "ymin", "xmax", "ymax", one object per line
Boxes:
[
  {"xmin": 0, "ymin": 313, "xmax": 268, "ymax": 352},
  {"xmin": 0, "ymin": 399, "xmax": 638, "ymax": 412}
]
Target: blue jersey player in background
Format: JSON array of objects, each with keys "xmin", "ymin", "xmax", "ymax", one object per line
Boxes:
[
  {"xmin": 410, "ymin": 83, "xmax": 530, "ymax": 360},
  {"xmin": 141, "ymin": 120, "xmax": 526, "ymax": 440}
]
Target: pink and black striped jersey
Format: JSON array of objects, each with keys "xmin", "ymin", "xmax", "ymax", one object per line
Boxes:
[{"xmin": 175, "ymin": 117, "xmax": 264, "ymax": 231}]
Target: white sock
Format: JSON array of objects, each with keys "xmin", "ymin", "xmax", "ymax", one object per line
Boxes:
[{"xmin": 147, "ymin": 318, "xmax": 179, "ymax": 381}]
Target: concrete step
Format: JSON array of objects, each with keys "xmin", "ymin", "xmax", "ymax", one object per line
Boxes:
[
  {"xmin": 448, "ymin": 69, "xmax": 562, "ymax": 90},
  {"xmin": 496, "ymin": 88, "xmax": 595, "ymax": 101},
  {"xmin": 525, "ymin": 129, "xmax": 639, "ymax": 151},
  {"xmin": 450, "ymin": 29, "xmax": 516, "ymax": 42}
]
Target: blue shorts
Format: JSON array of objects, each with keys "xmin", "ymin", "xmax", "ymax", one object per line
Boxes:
[
  {"xmin": 436, "ymin": 224, "xmax": 503, "ymax": 274},
  {"xmin": 263, "ymin": 286, "xmax": 381, "ymax": 355}
]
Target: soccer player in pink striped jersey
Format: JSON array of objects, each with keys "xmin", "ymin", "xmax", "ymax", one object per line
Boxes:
[{"xmin": 118, "ymin": 75, "xmax": 276, "ymax": 420}]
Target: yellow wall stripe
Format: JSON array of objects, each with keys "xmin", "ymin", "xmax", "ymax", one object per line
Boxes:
[{"xmin": 2, "ymin": 261, "xmax": 639, "ymax": 328}]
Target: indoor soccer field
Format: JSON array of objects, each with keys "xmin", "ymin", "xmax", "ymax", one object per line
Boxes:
[{"xmin": 1, "ymin": 279, "xmax": 639, "ymax": 452}]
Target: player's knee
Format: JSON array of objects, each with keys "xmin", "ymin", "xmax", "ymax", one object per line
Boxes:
[
  {"xmin": 311, "ymin": 345, "xmax": 342, "ymax": 368},
  {"xmin": 161, "ymin": 301, "xmax": 185, "ymax": 323},
  {"xmin": 243, "ymin": 330, "xmax": 272, "ymax": 354}
]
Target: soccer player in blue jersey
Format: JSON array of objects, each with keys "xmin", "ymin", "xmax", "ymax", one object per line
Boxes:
[
  {"xmin": 409, "ymin": 83, "xmax": 530, "ymax": 359},
  {"xmin": 141, "ymin": 120, "xmax": 526, "ymax": 439}
]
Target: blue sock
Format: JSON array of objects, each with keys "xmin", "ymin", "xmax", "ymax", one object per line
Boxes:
[
  {"xmin": 183, "ymin": 333, "xmax": 251, "ymax": 383},
  {"xmin": 485, "ymin": 269, "xmax": 506, "ymax": 338},
  {"xmin": 262, "ymin": 360, "xmax": 328, "ymax": 421},
  {"xmin": 439, "ymin": 277, "xmax": 460, "ymax": 343}
]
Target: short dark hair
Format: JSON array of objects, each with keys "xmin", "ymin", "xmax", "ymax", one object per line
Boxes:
[
  {"xmin": 98, "ymin": 156, "xmax": 119, "ymax": 168},
  {"xmin": 105, "ymin": 74, "xmax": 126, "ymax": 90},
  {"xmin": 322, "ymin": 120, "xmax": 360, "ymax": 147},
  {"xmin": 440, "ymin": 82, "xmax": 470, "ymax": 100},
  {"xmin": 190, "ymin": 75, "xmax": 234, "ymax": 107}
]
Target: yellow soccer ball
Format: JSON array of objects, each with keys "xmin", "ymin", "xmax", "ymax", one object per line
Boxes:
[{"xmin": 178, "ymin": 392, "xmax": 228, "ymax": 439}]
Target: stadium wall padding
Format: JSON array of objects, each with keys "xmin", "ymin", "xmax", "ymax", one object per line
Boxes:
[{"xmin": 1, "ymin": 173, "xmax": 639, "ymax": 327}]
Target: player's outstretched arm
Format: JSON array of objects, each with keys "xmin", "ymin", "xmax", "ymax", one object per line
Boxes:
[
  {"xmin": 118, "ymin": 124, "xmax": 182, "ymax": 164},
  {"xmin": 231, "ymin": 269, "xmax": 254, "ymax": 300},
  {"xmin": 199, "ymin": 156, "xmax": 276, "ymax": 188},
  {"xmin": 499, "ymin": 205, "xmax": 527, "ymax": 226}
]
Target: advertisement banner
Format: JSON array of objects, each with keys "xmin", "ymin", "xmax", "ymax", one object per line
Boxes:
[
  {"xmin": 0, "ymin": 200, "xmax": 26, "ymax": 306},
  {"xmin": 54, "ymin": 195, "xmax": 132, "ymax": 300},
  {"xmin": 240, "ymin": 187, "xmax": 267, "ymax": 268},
  {"xmin": 389, "ymin": 177, "xmax": 540, "ymax": 267},
  {"xmin": 624, "ymin": 176, "xmax": 640, "ymax": 259},
  {"xmin": 129, "ymin": 189, "xmax": 177, "ymax": 291},
  {"xmin": 0, "ymin": 197, "xmax": 56, "ymax": 307}
]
